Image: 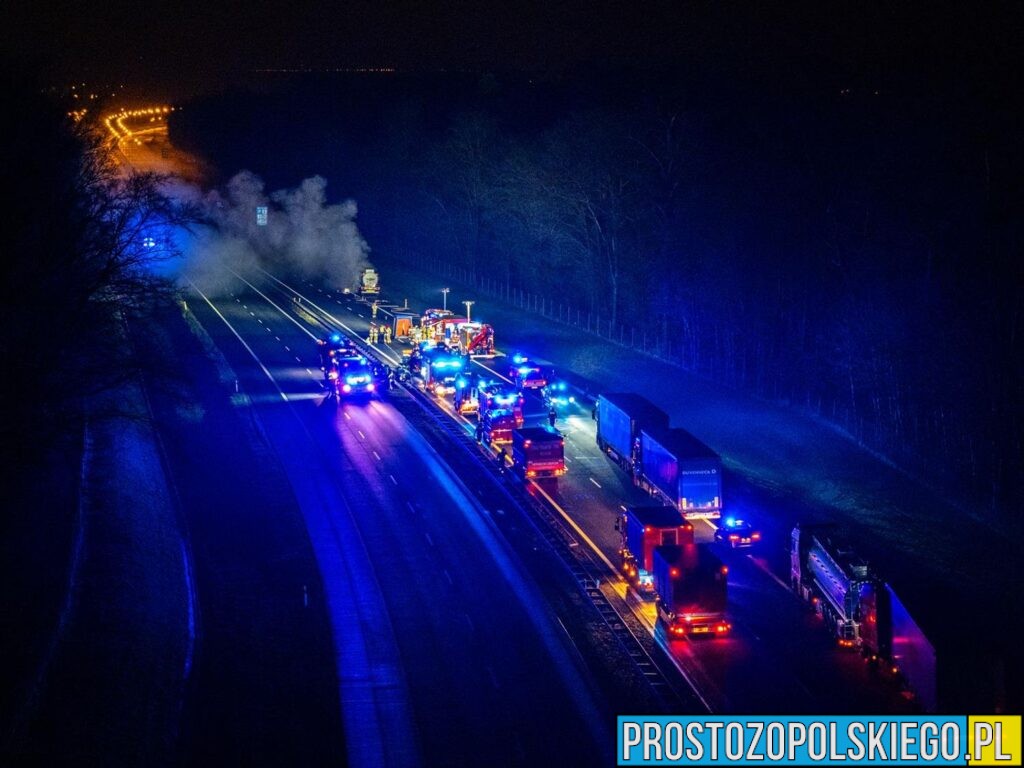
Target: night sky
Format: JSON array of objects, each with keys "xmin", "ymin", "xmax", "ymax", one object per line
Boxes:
[{"xmin": 3, "ymin": 1, "xmax": 1021, "ymax": 99}]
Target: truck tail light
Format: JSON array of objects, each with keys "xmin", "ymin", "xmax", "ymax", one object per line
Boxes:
[
  {"xmin": 752, "ymin": 533, "xmax": 761, "ymax": 540},
  {"xmin": 729, "ymin": 534, "xmax": 739, "ymax": 541}
]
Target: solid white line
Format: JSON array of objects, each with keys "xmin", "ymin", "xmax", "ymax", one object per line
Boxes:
[
  {"xmin": 529, "ymin": 482, "xmax": 619, "ymax": 573},
  {"xmin": 471, "ymin": 357, "xmax": 514, "ymax": 384},
  {"xmin": 256, "ymin": 269, "xmax": 401, "ymax": 365},
  {"xmin": 189, "ymin": 282, "xmax": 287, "ymax": 402}
]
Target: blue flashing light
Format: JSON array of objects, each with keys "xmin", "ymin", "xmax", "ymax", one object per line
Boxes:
[
  {"xmin": 331, "ymin": 334, "xmax": 341, "ymax": 343},
  {"xmin": 568, "ymin": 396, "xmax": 575, "ymax": 403},
  {"xmin": 512, "ymin": 353, "xmax": 528, "ymax": 364},
  {"xmin": 517, "ymin": 366, "xmax": 533, "ymax": 375},
  {"xmin": 456, "ymin": 378, "xmax": 467, "ymax": 389}
]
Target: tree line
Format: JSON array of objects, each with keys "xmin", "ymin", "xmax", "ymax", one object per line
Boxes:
[{"xmin": 175, "ymin": 64, "xmax": 1022, "ymax": 517}]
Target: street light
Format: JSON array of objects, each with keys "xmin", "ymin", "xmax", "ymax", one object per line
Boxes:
[
  {"xmin": 441, "ymin": 287, "xmax": 450, "ymax": 311},
  {"xmin": 463, "ymin": 300, "xmax": 475, "ymax": 323}
]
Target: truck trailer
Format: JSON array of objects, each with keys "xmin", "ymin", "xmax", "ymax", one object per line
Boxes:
[
  {"xmin": 790, "ymin": 524, "xmax": 937, "ymax": 710},
  {"xmin": 653, "ymin": 544, "xmax": 730, "ymax": 637},
  {"xmin": 359, "ymin": 267, "xmax": 380, "ymax": 295},
  {"xmin": 596, "ymin": 393, "xmax": 669, "ymax": 472},
  {"xmin": 639, "ymin": 427, "xmax": 723, "ymax": 518},
  {"xmin": 511, "ymin": 427, "xmax": 566, "ymax": 479},
  {"xmin": 617, "ymin": 506, "xmax": 694, "ymax": 594}
]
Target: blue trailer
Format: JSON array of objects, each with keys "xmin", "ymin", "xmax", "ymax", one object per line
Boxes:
[
  {"xmin": 596, "ymin": 393, "xmax": 669, "ymax": 472},
  {"xmin": 639, "ymin": 427, "xmax": 723, "ymax": 518}
]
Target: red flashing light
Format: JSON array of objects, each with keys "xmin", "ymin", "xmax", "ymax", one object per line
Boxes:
[
  {"xmin": 670, "ymin": 567, "xmax": 680, "ymax": 577},
  {"xmin": 645, "ymin": 526, "xmax": 653, "ymax": 533},
  {"xmin": 523, "ymin": 440, "xmax": 531, "ymax": 448},
  {"xmin": 729, "ymin": 534, "xmax": 740, "ymax": 541},
  {"xmin": 721, "ymin": 566, "xmax": 728, "ymax": 574}
]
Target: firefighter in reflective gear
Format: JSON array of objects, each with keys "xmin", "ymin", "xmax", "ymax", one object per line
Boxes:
[
  {"xmin": 371, "ymin": 300, "xmax": 379, "ymax": 319},
  {"xmin": 368, "ymin": 323, "xmax": 378, "ymax": 344},
  {"xmin": 382, "ymin": 325, "xmax": 392, "ymax": 345}
]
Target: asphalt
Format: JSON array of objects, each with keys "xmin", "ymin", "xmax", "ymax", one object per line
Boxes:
[
  {"xmin": 187, "ymin": 278, "xmax": 614, "ymax": 766},
  {"xmin": 296, "ymin": 276, "xmax": 916, "ymax": 715},
  {"xmin": 137, "ymin": 301, "xmax": 344, "ymax": 765}
]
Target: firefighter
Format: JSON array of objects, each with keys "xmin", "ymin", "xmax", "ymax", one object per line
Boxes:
[
  {"xmin": 383, "ymin": 325, "xmax": 392, "ymax": 345},
  {"xmin": 475, "ymin": 420, "xmax": 484, "ymax": 443},
  {"xmin": 371, "ymin": 300, "xmax": 379, "ymax": 319},
  {"xmin": 496, "ymin": 446, "xmax": 507, "ymax": 471},
  {"xmin": 548, "ymin": 407, "xmax": 557, "ymax": 428}
]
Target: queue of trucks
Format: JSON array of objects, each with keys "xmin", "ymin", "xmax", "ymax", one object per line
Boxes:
[
  {"xmin": 616, "ymin": 506, "xmax": 730, "ymax": 636},
  {"xmin": 336, "ymin": 271, "xmax": 939, "ymax": 708},
  {"xmin": 596, "ymin": 393, "xmax": 723, "ymax": 519}
]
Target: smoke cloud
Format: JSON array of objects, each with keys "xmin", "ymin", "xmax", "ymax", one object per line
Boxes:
[{"xmin": 173, "ymin": 171, "xmax": 372, "ymax": 296}]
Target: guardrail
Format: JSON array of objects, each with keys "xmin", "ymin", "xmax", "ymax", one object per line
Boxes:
[{"xmin": 252, "ymin": 271, "xmax": 709, "ymax": 712}]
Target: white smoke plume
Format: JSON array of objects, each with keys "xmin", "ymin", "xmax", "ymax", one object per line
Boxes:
[{"xmin": 176, "ymin": 171, "xmax": 371, "ymax": 296}]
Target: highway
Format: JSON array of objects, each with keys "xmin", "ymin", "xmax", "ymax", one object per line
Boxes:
[
  {"xmin": 186, "ymin": 271, "xmax": 620, "ymax": 766},
  {"xmin": 293, "ymin": 276, "xmax": 915, "ymax": 715}
]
